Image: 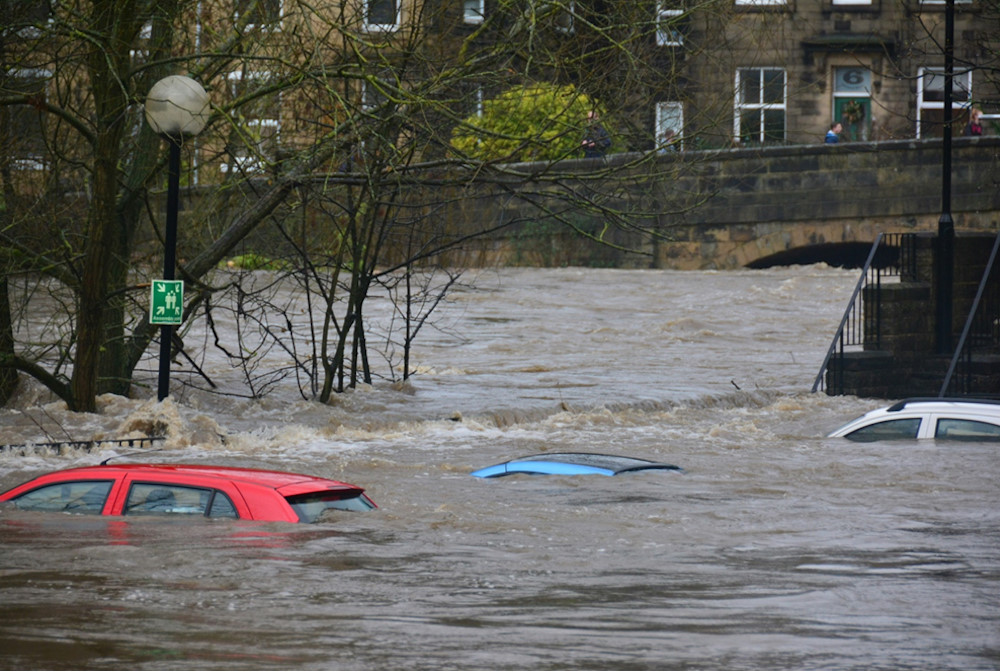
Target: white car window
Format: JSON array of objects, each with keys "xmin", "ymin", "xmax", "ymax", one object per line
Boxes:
[
  {"xmin": 845, "ymin": 418, "xmax": 922, "ymax": 442},
  {"xmin": 935, "ymin": 418, "xmax": 1000, "ymax": 442}
]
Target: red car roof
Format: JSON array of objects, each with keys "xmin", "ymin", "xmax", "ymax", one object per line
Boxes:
[
  {"xmin": 0, "ymin": 463, "xmax": 374, "ymax": 522},
  {"xmin": 3, "ymin": 463, "xmax": 358, "ymax": 492}
]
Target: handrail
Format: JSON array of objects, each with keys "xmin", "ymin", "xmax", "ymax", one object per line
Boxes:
[
  {"xmin": 811, "ymin": 234, "xmax": 884, "ymax": 393},
  {"xmin": 0, "ymin": 436, "xmax": 165, "ymax": 453},
  {"xmin": 939, "ymin": 231, "xmax": 1000, "ymax": 397}
]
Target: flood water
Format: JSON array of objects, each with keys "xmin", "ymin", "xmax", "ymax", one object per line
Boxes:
[{"xmin": 1, "ymin": 266, "xmax": 998, "ymax": 670}]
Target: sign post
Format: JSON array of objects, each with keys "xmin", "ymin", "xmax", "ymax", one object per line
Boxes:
[
  {"xmin": 150, "ymin": 280, "xmax": 184, "ymax": 326},
  {"xmin": 145, "ymin": 75, "xmax": 209, "ymax": 402}
]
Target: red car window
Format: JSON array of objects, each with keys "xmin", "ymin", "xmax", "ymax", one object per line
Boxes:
[
  {"xmin": 124, "ymin": 482, "xmax": 238, "ymax": 519},
  {"xmin": 9, "ymin": 480, "xmax": 114, "ymax": 514}
]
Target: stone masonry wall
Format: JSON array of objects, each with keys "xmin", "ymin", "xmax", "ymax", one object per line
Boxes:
[
  {"xmin": 649, "ymin": 136, "xmax": 1000, "ymax": 269},
  {"xmin": 161, "ymin": 137, "xmax": 1000, "ymax": 271}
]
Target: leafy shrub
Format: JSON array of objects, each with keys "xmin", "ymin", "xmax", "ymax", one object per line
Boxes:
[{"xmin": 450, "ymin": 83, "xmax": 609, "ymax": 162}]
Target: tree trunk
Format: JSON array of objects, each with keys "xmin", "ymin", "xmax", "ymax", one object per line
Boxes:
[
  {"xmin": 70, "ymin": 1, "xmax": 134, "ymax": 412},
  {"xmin": 72, "ymin": 130, "xmax": 123, "ymax": 411},
  {"xmin": 0, "ymin": 277, "xmax": 17, "ymax": 403}
]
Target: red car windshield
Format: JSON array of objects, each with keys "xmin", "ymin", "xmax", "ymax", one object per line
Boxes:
[{"xmin": 8, "ymin": 480, "xmax": 114, "ymax": 514}]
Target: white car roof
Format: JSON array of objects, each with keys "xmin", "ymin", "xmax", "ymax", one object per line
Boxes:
[
  {"xmin": 829, "ymin": 398, "xmax": 1000, "ymax": 438},
  {"xmin": 883, "ymin": 398, "xmax": 1000, "ymax": 412}
]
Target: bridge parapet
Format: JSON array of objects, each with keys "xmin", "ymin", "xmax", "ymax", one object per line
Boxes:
[
  {"xmin": 646, "ymin": 137, "xmax": 1000, "ymax": 269},
  {"xmin": 454, "ymin": 137, "xmax": 1000, "ymax": 269},
  {"xmin": 151, "ymin": 137, "xmax": 1000, "ymax": 271}
]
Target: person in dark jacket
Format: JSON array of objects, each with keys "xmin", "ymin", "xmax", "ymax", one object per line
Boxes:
[{"xmin": 581, "ymin": 111, "xmax": 611, "ymax": 158}]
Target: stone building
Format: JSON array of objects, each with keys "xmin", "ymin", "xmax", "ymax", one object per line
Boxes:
[
  {"xmin": 507, "ymin": 0, "xmax": 999, "ymax": 150},
  {"xmin": 651, "ymin": 0, "xmax": 1000, "ymax": 147},
  {"xmin": 3, "ymin": 1, "xmax": 997, "ymax": 175}
]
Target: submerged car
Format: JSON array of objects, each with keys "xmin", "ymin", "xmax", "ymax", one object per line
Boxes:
[
  {"xmin": 0, "ymin": 464, "xmax": 376, "ymax": 523},
  {"xmin": 829, "ymin": 398, "xmax": 1000, "ymax": 442},
  {"xmin": 471, "ymin": 452, "xmax": 683, "ymax": 478}
]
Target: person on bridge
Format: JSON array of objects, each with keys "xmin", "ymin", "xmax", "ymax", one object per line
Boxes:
[
  {"xmin": 964, "ymin": 107, "xmax": 983, "ymax": 136},
  {"xmin": 581, "ymin": 111, "xmax": 611, "ymax": 158},
  {"xmin": 825, "ymin": 122, "xmax": 842, "ymax": 144}
]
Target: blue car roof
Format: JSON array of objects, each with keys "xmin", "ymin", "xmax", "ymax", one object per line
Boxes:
[{"xmin": 471, "ymin": 452, "xmax": 683, "ymax": 478}]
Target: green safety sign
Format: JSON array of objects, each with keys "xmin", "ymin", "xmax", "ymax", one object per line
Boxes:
[{"xmin": 150, "ymin": 280, "xmax": 184, "ymax": 325}]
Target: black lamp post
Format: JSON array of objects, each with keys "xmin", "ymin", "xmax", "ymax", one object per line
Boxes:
[
  {"xmin": 936, "ymin": 0, "xmax": 955, "ymax": 354},
  {"xmin": 144, "ymin": 75, "xmax": 210, "ymax": 401}
]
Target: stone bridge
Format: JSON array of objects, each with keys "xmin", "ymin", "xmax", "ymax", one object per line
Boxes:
[
  {"xmin": 461, "ymin": 136, "xmax": 1000, "ymax": 270},
  {"xmin": 166, "ymin": 137, "xmax": 1000, "ymax": 271}
]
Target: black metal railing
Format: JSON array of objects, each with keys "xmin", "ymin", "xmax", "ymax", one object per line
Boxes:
[
  {"xmin": 939, "ymin": 232, "xmax": 1000, "ymax": 397},
  {"xmin": 0, "ymin": 436, "xmax": 165, "ymax": 454},
  {"xmin": 812, "ymin": 232, "xmax": 917, "ymax": 394}
]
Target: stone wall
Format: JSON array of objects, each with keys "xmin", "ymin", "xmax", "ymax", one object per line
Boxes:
[
  {"xmin": 645, "ymin": 136, "xmax": 1000, "ymax": 268},
  {"xmin": 440, "ymin": 136, "xmax": 1000, "ymax": 270},
  {"xmin": 161, "ymin": 136, "xmax": 1000, "ymax": 271}
]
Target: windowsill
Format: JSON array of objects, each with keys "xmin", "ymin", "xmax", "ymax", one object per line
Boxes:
[
  {"xmin": 911, "ymin": 0, "xmax": 975, "ymax": 9},
  {"xmin": 826, "ymin": 0, "xmax": 881, "ymax": 13},
  {"xmin": 734, "ymin": 0, "xmax": 793, "ymax": 12},
  {"xmin": 10, "ymin": 158, "xmax": 47, "ymax": 171},
  {"xmin": 241, "ymin": 24, "xmax": 283, "ymax": 32},
  {"xmin": 221, "ymin": 161, "xmax": 267, "ymax": 174}
]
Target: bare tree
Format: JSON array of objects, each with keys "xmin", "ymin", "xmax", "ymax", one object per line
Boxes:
[
  {"xmin": 0, "ymin": 0, "xmax": 686, "ymax": 408},
  {"xmin": 7, "ymin": 0, "xmax": 991, "ymax": 410}
]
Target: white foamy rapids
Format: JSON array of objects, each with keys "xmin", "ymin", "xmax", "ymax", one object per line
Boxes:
[{"xmin": 1, "ymin": 265, "xmax": 871, "ymax": 475}]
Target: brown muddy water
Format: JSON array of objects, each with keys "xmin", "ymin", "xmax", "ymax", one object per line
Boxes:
[{"xmin": 1, "ymin": 266, "xmax": 997, "ymax": 670}]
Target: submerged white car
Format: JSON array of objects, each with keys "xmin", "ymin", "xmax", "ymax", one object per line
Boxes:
[{"xmin": 829, "ymin": 398, "xmax": 1000, "ymax": 442}]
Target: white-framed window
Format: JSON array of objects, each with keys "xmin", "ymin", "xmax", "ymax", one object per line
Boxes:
[
  {"xmin": 362, "ymin": 77, "xmax": 389, "ymax": 112},
  {"xmin": 543, "ymin": 0, "xmax": 574, "ymax": 33},
  {"xmin": 4, "ymin": 68, "xmax": 51, "ymax": 170},
  {"xmin": 365, "ymin": 0, "xmax": 399, "ymax": 31},
  {"xmin": 130, "ymin": 22, "xmax": 152, "ymax": 65},
  {"xmin": 735, "ymin": 67, "xmax": 786, "ymax": 144},
  {"xmin": 472, "ymin": 85, "xmax": 484, "ymax": 117},
  {"xmin": 235, "ymin": 0, "xmax": 282, "ymax": 29},
  {"xmin": 464, "ymin": 0, "xmax": 484, "ymax": 24},
  {"xmin": 655, "ymin": 102, "xmax": 683, "ymax": 152},
  {"xmin": 735, "ymin": 0, "xmax": 786, "ymax": 5},
  {"xmin": 919, "ymin": 0, "xmax": 972, "ymax": 4},
  {"xmin": 656, "ymin": 3, "xmax": 683, "ymax": 47},
  {"xmin": 223, "ymin": 70, "xmax": 281, "ymax": 174},
  {"xmin": 916, "ymin": 66, "xmax": 972, "ymax": 138},
  {"xmin": 3, "ymin": 0, "xmax": 52, "ymax": 37}
]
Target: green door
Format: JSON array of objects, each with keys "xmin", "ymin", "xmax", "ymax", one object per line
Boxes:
[
  {"xmin": 833, "ymin": 67, "xmax": 872, "ymax": 142},
  {"xmin": 835, "ymin": 97, "xmax": 871, "ymax": 142}
]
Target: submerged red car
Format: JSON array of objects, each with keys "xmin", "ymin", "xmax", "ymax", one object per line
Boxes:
[{"xmin": 0, "ymin": 464, "xmax": 376, "ymax": 523}]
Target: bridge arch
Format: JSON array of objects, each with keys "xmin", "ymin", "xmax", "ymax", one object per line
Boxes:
[{"xmin": 730, "ymin": 220, "xmax": 913, "ymax": 269}]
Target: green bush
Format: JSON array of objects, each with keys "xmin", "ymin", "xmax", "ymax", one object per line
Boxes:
[
  {"xmin": 224, "ymin": 253, "xmax": 283, "ymax": 271},
  {"xmin": 451, "ymin": 83, "xmax": 609, "ymax": 162}
]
